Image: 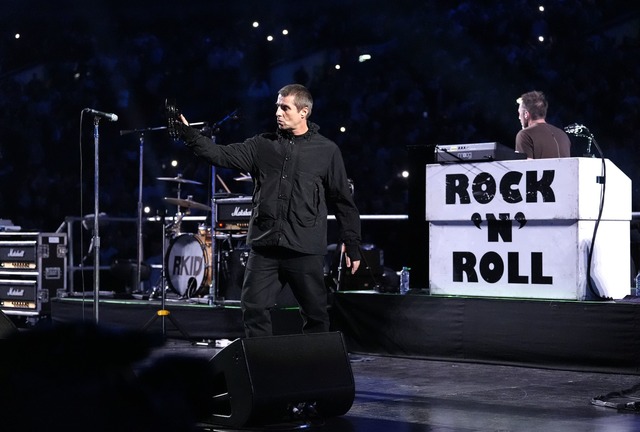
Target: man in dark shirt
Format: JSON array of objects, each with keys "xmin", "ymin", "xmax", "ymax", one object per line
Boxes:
[
  {"xmin": 515, "ymin": 91, "xmax": 571, "ymax": 159},
  {"xmin": 176, "ymin": 84, "xmax": 361, "ymax": 337}
]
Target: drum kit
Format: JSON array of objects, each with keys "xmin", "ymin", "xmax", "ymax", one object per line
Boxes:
[
  {"xmin": 155, "ymin": 174, "xmax": 249, "ymax": 302},
  {"xmin": 115, "ymin": 101, "xmax": 249, "ymax": 305}
]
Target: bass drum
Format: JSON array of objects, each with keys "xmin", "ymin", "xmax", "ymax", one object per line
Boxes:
[{"xmin": 165, "ymin": 233, "xmax": 212, "ymax": 298}]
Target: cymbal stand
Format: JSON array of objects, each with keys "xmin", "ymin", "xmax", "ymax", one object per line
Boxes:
[
  {"xmin": 208, "ymin": 166, "xmax": 219, "ymax": 306},
  {"xmin": 201, "ymin": 109, "xmax": 238, "ymax": 306},
  {"xmin": 142, "ymin": 212, "xmax": 191, "ymax": 340}
]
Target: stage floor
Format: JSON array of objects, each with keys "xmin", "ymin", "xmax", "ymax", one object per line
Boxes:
[
  {"xmin": 5, "ymin": 291, "xmax": 640, "ymax": 431},
  {"xmin": 176, "ymin": 339, "xmax": 640, "ymax": 432},
  {"xmin": 14, "ymin": 336, "xmax": 638, "ymax": 432}
]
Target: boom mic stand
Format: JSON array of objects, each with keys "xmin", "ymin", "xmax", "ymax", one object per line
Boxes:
[
  {"xmin": 120, "ymin": 124, "xmax": 171, "ymax": 295},
  {"xmin": 90, "ymin": 115, "xmax": 102, "ymax": 323},
  {"xmin": 141, "ymin": 211, "xmax": 191, "ymax": 339}
]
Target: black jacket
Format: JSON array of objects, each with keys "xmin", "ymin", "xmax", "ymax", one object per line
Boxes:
[{"xmin": 177, "ymin": 121, "xmax": 362, "ymax": 260}]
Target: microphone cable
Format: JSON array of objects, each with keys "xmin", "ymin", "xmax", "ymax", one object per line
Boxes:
[{"xmin": 564, "ymin": 124, "xmax": 608, "ymax": 299}]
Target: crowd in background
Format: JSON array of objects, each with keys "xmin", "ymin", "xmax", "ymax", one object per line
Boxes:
[{"xmin": 0, "ymin": 1, "xmax": 638, "ymax": 269}]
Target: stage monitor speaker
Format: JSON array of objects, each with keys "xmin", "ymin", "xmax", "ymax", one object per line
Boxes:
[{"xmin": 201, "ymin": 331, "xmax": 355, "ymax": 428}]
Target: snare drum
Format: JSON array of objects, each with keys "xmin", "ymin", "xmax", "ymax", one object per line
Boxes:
[{"xmin": 165, "ymin": 233, "xmax": 212, "ymax": 297}]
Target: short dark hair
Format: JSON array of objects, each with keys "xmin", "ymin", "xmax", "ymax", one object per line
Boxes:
[
  {"xmin": 279, "ymin": 84, "xmax": 313, "ymax": 117},
  {"xmin": 517, "ymin": 91, "xmax": 548, "ymax": 120}
]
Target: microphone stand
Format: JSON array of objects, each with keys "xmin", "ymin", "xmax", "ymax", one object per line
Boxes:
[
  {"xmin": 141, "ymin": 211, "xmax": 191, "ymax": 340},
  {"xmin": 565, "ymin": 124, "xmax": 607, "ymax": 298},
  {"xmin": 135, "ymin": 133, "xmax": 144, "ymax": 294},
  {"xmin": 91, "ymin": 115, "xmax": 102, "ymax": 323},
  {"xmin": 119, "ymin": 123, "xmax": 191, "ymax": 295},
  {"xmin": 120, "ymin": 126, "xmax": 166, "ymax": 295},
  {"xmin": 179, "ymin": 109, "xmax": 238, "ymax": 307},
  {"xmin": 207, "ymin": 109, "xmax": 238, "ymax": 306}
]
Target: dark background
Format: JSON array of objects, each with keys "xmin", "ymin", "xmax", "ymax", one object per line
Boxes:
[{"xmin": 1, "ymin": 0, "xmax": 639, "ymax": 272}]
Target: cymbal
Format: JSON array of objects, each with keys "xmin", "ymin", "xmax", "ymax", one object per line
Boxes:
[
  {"xmin": 164, "ymin": 197, "xmax": 211, "ymax": 211},
  {"xmin": 157, "ymin": 176, "xmax": 202, "ymax": 185}
]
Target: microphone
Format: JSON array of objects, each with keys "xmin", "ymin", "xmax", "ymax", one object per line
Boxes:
[
  {"xmin": 563, "ymin": 123, "xmax": 581, "ymax": 134},
  {"xmin": 84, "ymin": 108, "xmax": 119, "ymax": 122},
  {"xmin": 564, "ymin": 123, "xmax": 589, "ymax": 135},
  {"xmin": 564, "ymin": 123, "xmax": 594, "ymax": 139}
]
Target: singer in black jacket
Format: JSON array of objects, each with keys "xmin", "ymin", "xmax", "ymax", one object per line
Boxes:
[{"xmin": 175, "ymin": 84, "xmax": 361, "ymax": 337}]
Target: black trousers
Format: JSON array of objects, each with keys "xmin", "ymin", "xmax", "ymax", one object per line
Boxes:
[{"xmin": 241, "ymin": 247, "xmax": 328, "ymax": 337}]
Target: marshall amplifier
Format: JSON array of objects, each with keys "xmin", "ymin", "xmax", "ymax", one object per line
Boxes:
[
  {"xmin": 0, "ymin": 279, "xmax": 40, "ymax": 312},
  {"xmin": 215, "ymin": 196, "xmax": 252, "ymax": 232},
  {"xmin": 0, "ymin": 232, "xmax": 67, "ymax": 317}
]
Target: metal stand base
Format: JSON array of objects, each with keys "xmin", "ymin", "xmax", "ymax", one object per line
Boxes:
[
  {"xmin": 141, "ymin": 307, "xmax": 191, "ymax": 340},
  {"xmin": 140, "ymin": 214, "xmax": 191, "ymax": 340}
]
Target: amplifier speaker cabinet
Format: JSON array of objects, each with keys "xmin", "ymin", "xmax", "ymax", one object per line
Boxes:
[{"xmin": 0, "ymin": 232, "xmax": 67, "ymax": 317}]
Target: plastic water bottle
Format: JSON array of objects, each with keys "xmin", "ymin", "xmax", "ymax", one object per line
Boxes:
[
  {"xmin": 399, "ymin": 267, "xmax": 411, "ymax": 295},
  {"xmin": 635, "ymin": 271, "xmax": 640, "ymax": 296}
]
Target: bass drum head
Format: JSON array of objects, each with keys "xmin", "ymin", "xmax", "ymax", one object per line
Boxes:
[{"xmin": 165, "ymin": 234, "xmax": 211, "ymax": 298}]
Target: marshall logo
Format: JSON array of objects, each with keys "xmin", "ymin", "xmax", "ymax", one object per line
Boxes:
[
  {"xmin": 7, "ymin": 287, "xmax": 25, "ymax": 296},
  {"xmin": 8, "ymin": 249, "xmax": 26, "ymax": 258},
  {"xmin": 231, "ymin": 207, "xmax": 251, "ymax": 217}
]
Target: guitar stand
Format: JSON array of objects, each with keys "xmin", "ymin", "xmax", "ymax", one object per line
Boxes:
[{"xmin": 141, "ymin": 212, "xmax": 191, "ymax": 340}]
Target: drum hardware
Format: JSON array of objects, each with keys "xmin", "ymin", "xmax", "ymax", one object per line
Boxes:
[
  {"xmin": 141, "ymin": 212, "xmax": 191, "ymax": 339},
  {"xmin": 164, "ymin": 99, "xmax": 243, "ymax": 307},
  {"xmin": 164, "ymin": 196, "xmax": 211, "ymax": 212},
  {"xmin": 156, "ymin": 175, "xmax": 203, "ymax": 185},
  {"xmin": 118, "ymin": 112, "xmax": 211, "ymax": 305},
  {"xmin": 165, "ymin": 233, "xmax": 212, "ymax": 299},
  {"xmin": 159, "ymin": 174, "xmax": 204, "ymax": 223},
  {"xmin": 161, "ymin": 223, "xmax": 247, "ymax": 304},
  {"xmin": 197, "ymin": 224, "xmax": 213, "ymax": 245},
  {"xmin": 120, "ymin": 124, "xmax": 201, "ymax": 304},
  {"xmin": 164, "ymin": 212, "xmax": 184, "ymax": 239}
]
